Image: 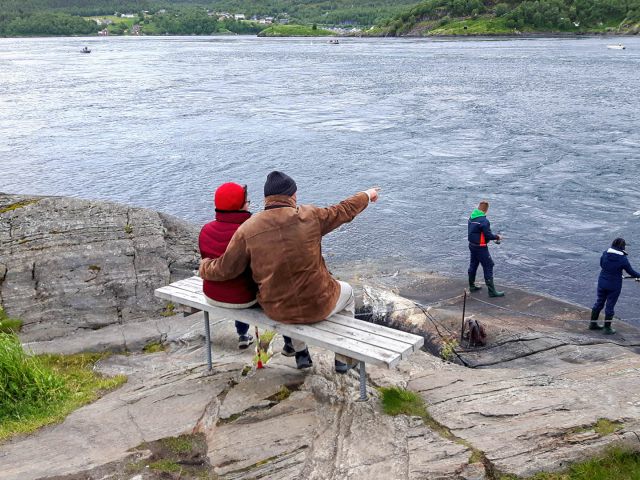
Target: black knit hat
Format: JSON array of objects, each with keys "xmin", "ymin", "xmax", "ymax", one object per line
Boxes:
[
  {"xmin": 264, "ymin": 171, "xmax": 297, "ymax": 197},
  {"xmin": 612, "ymin": 237, "xmax": 627, "ymax": 252}
]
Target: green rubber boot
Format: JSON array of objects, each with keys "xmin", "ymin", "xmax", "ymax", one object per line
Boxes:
[
  {"xmin": 603, "ymin": 315, "xmax": 616, "ymax": 335},
  {"xmin": 486, "ymin": 278, "xmax": 505, "ymax": 298},
  {"xmin": 468, "ymin": 273, "xmax": 482, "ymax": 292},
  {"xmin": 589, "ymin": 309, "xmax": 603, "ymax": 330}
]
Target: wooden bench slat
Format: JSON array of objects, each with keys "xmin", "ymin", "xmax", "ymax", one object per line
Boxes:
[
  {"xmin": 308, "ymin": 320, "xmax": 415, "ymax": 359},
  {"xmin": 326, "ymin": 314, "xmax": 424, "ymax": 351},
  {"xmin": 170, "ymin": 277, "xmax": 423, "ymax": 349},
  {"xmin": 162, "ymin": 282, "xmax": 420, "ymax": 355},
  {"xmin": 155, "ymin": 285, "xmax": 402, "ymax": 367}
]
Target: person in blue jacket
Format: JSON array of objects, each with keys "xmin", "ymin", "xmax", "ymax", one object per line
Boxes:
[
  {"xmin": 468, "ymin": 200, "xmax": 504, "ymax": 297},
  {"xmin": 590, "ymin": 238, "xmax": 640, "ymax": 334}
]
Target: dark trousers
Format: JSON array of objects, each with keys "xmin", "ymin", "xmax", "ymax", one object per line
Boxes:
[
  {"xmin": 592, "ymin": 286, "xmax": 621, "ymax": 317},
  {"xmin": 468, "ymin": 244, "xmax": 494, "ymax": 281},
  {"xmin": 235, "ymin": 321, "xmax": 250, "ymax": 336}
]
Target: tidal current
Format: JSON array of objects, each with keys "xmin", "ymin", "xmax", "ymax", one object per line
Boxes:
[{"xmin": 1, "ymin": 36, "xmax": 639, "ymax": 320}]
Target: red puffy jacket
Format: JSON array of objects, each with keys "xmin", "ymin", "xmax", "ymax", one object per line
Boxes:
[{"xmin": 198, "ymin": 211, "xmax": 257, "ymax": 304}]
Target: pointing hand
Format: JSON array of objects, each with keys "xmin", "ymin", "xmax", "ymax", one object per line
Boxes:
[{"xmin": 365, "ymin": 187, "xmax": 381, "ymax": 203}]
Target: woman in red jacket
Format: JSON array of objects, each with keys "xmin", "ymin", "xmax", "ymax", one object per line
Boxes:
[{"xmin": 199, "ymin": 182, "xmax": 258, "ymax": 349}]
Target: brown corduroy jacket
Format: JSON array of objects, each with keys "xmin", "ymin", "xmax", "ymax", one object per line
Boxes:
[{"xmin": 199, "ymin": 192, "xmax": 370, "ymax": 324}]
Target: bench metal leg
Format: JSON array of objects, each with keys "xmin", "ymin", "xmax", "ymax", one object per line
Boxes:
[
  {"xmin": 204, "ymin": 311, "xmax": 212, "ymax": 371},
  {"xmin": 358, "ymin": 361, "xmax": 368, "ymax": 401}
]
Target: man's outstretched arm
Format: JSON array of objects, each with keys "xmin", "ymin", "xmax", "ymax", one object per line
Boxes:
[
  {"xmin": 199, "ymin": 232, "xmax": 250, "ymax": 281},
  {"xmin": 317, "ymin": 187, "xmax": 380, "ymax": 236}
]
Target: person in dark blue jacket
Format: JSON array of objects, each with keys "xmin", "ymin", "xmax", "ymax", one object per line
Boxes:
[
  {"xmin": 468, "ymin": 200, "xmax": 504, "ymax": 297},
  {"xmin": 590, "ymin": 238, "xmax": 640, "ymax": 334}
]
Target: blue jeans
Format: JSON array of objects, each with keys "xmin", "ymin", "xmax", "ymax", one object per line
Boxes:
[
  {"xmin": 593, "ymin": 286, "xmax": 621, "ymax": 317},
  {"xmin": 235, "ymin": 321, "xmax": 250, "ymax": 337},
  {"xmin": 468, "ymin": 245, "xmax": 494, "ymax": 281}
]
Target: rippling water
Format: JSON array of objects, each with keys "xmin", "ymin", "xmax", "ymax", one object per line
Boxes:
[{"xmin": 1, "ymin": 36, "xmax": 639, "ymax": 319}]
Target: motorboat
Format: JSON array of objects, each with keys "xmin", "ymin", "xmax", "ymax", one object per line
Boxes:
[
  {"xmin": 328, "ymin": 39, "xmax": 339, "ymax": 45},
  {"xmin": 607, "ymin": 44, "xmax": 625, "ymax": 50},
  {"xmin": 81, "ymin": 47, "xmax": 91, "ymax": 54}
]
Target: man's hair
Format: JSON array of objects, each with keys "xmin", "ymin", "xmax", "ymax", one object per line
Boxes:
[{"xmin": 478, "ymin": 200, "xmax": 489, "ymax": 212}]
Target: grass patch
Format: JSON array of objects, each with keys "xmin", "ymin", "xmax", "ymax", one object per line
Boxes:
[
  {"xmin": 0, "ymin": 199, "xmax": 39, "ymax": 214},
  {"xmin": 159, "ymin": 435, "xmax": 195, "ymax": 454},
  {"xmin": 142, "ymin": 341, "xmax": 166, "ymax": 354},
  {"xmin": 0, "ymin": 307, "xmax": 22, "ymax": 333},
  {"xmin": 124, "ymin": 223, "xmax": 133, "ymax": 234},
  {"xmin": 160, "ymin": 302, "xmax": 176, "ymax": 317},
  {"xmin": 503, "ymin": 446, "xmax": 640, "ymax": 480},
  {"xmin": 149, "ymin": 459, "xmax": 181, "ymax": 472},
  {"xmin": 258, "ymin": 24, "xmax": 335, "ymax": 37},
  {"xmin": 0, "ymin": 334, "xmax": 127, "ymax": 442}
]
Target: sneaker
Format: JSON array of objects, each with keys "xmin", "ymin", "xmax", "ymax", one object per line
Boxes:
[
  {"xmin": 238, "ymin": 334, "xmax": 254, "ymax": 350},
  {"xmin": 335, "ymin": 359, "xmax": 357, "ymax": 374},
  {"xmin": 295, "ymin": 348, "xmax": 313, "ymax": 369},
  {"xmin": 281, "ymin": 342, "xmax": 296, "ymax": 357}
]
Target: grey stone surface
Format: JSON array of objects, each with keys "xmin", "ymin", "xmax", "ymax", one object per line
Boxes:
[{"xmin": 0, "ymin": 193, "xmax": 199, "ymax": 342}]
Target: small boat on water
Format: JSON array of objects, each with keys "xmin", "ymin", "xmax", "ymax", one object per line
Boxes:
[
  {"xmin": 328, "ymin": 39, "xmax": 339, "ymax": 45},
  {"xmin": 81, "ymin": 47, "xmax": 91, "ymax": 54},
  {"xmin": 607, "ymin": 44, "xmax": 625, "ymax": 50}
]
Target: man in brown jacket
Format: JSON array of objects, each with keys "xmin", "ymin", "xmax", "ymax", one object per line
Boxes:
[{"xmin": 199, "ymin": 171, "xmax": 380, "ymax": 371}]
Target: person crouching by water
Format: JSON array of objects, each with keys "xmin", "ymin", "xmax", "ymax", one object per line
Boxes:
[
  {"xmin": 200, "ymin": 171, "xmax": 380, "ymax": 372},
  {"xmin": 199, "ymin": 182, "xmax": 258, "ymax": 349},
  {"xmin": 590, "ymin": 238, "xmax": 640, "ymax": 334},
  {"xmin": 467, "ymin": 200, "xmax": 504, "ymax": 297}
]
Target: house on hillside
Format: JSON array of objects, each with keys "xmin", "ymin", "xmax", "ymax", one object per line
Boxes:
[
  {"xmin": 234, "ymin": 14, "xmax": 246, "ymax": 20},
  {"xmin": 98, "ymin": 28, "xmax": 109, "ymax": 36}
]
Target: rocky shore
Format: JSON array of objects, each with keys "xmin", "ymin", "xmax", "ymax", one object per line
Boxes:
[{"xmin": 1, "ymin": 193, "xmax": 639, "ymax": 480}]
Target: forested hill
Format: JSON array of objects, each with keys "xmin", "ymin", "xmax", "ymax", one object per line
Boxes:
[
  {"xmin": 379, "ymin": 0, "xmax": 640, "ymax": 36},
  {"xmin": 0, "ymin": 0, "xmax": 418, "ymax": 28}
]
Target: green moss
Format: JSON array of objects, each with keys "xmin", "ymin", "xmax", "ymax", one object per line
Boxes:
[
  {"xmin": 0, "ymin": 199, "xmax": 39, "ymax": 214},
  {"xmin": 160, "ymin": 302, "xmax": 176, "ymax": 317},
  {"xmin": 142, "ymin": 341, "xmax": 166, "ymax": 353},
  {"xmin": 0, "ymin": 342, "xmax": 127, "ymax": 442},
  {"xmin": 124, "ymin": 224, "xmax": 133, "ymax": 234},
  {"xmin": 268, "ymin": 385, "xmax": 291, "ymax": 402},
  {"xmin": 258, "ymin": 24, "xmax": 335, "ymax": 37},
  {"xmin": 568, "ymin": 418, "xmax": 624, "ymax": 437}
]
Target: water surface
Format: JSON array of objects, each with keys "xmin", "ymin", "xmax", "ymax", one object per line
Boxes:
[{"xmin": 1, "ymin": 36, "xmax": 639, "ymax": 319}]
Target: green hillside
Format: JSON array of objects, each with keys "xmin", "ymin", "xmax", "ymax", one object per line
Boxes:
[
  {"xmin": 0, "ymin": 0, "xmax": 420, "ymax": 37},
  {"xmin": 379, "ymin": 0, "xmax": 640, "ymax": 36}
]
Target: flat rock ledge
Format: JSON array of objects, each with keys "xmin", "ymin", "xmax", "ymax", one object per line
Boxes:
[{"xmin": 2, "ymin": 304, "xmax": 639, "ymax": 480}]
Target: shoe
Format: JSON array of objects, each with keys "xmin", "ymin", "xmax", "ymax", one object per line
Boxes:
[
  {"xmin": 281, "ymin": 342, "xmax": 296, "ymax": 357},
  {"xmin": 238, "ymin": 334, "xmax": 254, "ymax": 350},
  {"xmin": 468, "ymin": 273, "xmax": 482, "ymax": 292},
  {"xmin": 295, "ymin": 348, "xmax": 313, "ymax": 369},
  {"xmin": 589, "ymin": 309, "xmax": 603, "ymax": 330},
  {"xmin": 335, "ymin": 359, "xmax": 357, "ymax": 374},
  {"xmin": 486, "ymin": 278, "xmax": 505, "ymax": 298},
  {"xmin": 603, "ymin": 315, "xmax": 616, "ymax": 335}
]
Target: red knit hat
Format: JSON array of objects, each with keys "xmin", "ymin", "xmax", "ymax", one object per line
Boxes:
[{"xmin": 214, "ymin": 182, "xmax": 247, "ymax": 211}]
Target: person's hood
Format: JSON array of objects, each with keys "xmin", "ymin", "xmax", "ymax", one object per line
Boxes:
[
  {"xmin": 607, "ymin": 247, "xmax": 627, "ymax": 256},
  {"xmin": 470, "ymin": 208, "xmax": 486, "ymax": 220}
]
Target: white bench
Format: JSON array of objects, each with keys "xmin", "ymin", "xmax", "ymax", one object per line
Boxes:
[{"xmin": 155, "ymin": 276, "xmax": 424, "ymax": 400}]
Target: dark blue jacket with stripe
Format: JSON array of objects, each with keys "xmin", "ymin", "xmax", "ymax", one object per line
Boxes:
[
  {"xmin": 468, "ymin": 210, "xmax": 499, "ymax": 247},
  {"xmin": 598, "ymin": 248, "xmax": 640, "ymax": 291}
]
